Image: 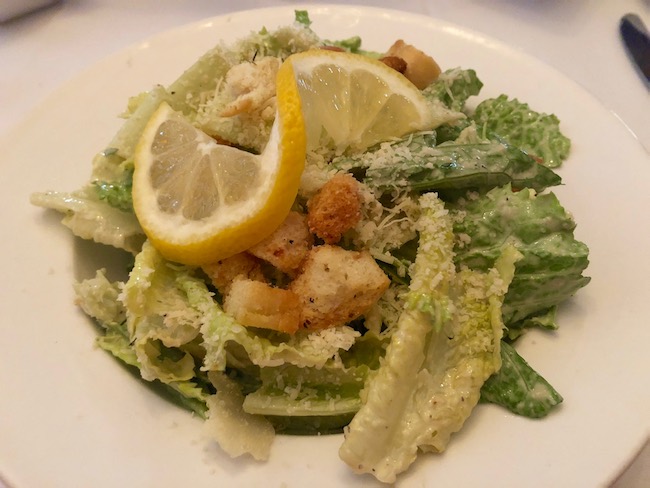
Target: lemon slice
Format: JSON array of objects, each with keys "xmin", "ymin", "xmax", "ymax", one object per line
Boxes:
[
  {"xmin": 283, "ymin": 49, "xmax": 436, "ymax": 154},
  {"xmin": 132, "ymin": 64, "xmax": 305, "ymax": 266},
  {"xmin": 133, "ymin": 49, "xmax": 433, "ymax": 266}
]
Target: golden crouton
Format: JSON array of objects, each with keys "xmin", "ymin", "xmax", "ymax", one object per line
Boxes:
[
  {"xmin": 385, "ymin": 40, "xmax": 441, "ymax": 89},
  {"xmin": 379, "ymin": 55, "xmax": 407, "ymax": 74},
  {"xmin": 223, "ymin": 279, "xmax": 301, "ymax": 334},
  {"xmin": 289, "ymin": 245, "xmax": 390, "ymax": 330},
  {"xmin": 307, "ymin": 173, "xmax": 361, "ymax": 244},
  {"xmin": 202, "ymin": 253, "xmax": 265, "ymax": 296},
  {"xmin": 248, "ymin": 211, "xmax": 313, "ymax": 275}
]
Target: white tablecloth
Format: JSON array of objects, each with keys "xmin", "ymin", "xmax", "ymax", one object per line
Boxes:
[{"xmin": 1, "ymin": 1, "xmax": 648, "ymax": 486}]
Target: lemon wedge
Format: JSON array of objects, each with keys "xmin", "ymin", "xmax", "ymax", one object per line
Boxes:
[
  {"xmin": 133, "ymin": 49, "xmax": 435, "ymax": 266},
  {"xmin": 132, "ymin": 64, "xmax": 305, "ymax": 266},
  {"xmin": 285, "ymin": 49, "xmax": 436, "ymax": 153}
]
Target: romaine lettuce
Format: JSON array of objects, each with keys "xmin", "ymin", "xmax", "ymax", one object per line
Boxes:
[
  {"xmin": 94, "ymin": 164, "xmax": 134, "ymax": 212},
  {"xmin": 338, "ymin": 131, "xmax": 561, "ymax": 195},
  {"xmin": 241, "ymin": 349, "xmax": 377, "ymax": 434},
  {"xmin": 423, "ymin": 67, "xmax": 483, "ymax": 111},
  {"xmin": 481, "ymin": 340, "xmax": 563, "ymax": 418},
  {"xmin": 30, "ymin": 186, "xmax": 145, "ymax": 254},
  {"xmin": 450, "ymin": 185, "xmax": 590, "ymax": 325},
  {"xmin": 338, "ymin": 193, "xmax": 519, "ymax": 482},
  {"xmin": 472, "ymin": 95, "xmax": 571, "ymax": 168}
]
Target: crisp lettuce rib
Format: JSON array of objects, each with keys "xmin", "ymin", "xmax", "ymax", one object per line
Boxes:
[
  {"xmin": 245, "ymin": 363, "xmax": 369, "ymax": 417},
  {"xmin": 240, "ymin": 334, "xmax": 385, "ymax": 435},
  {"xmin": 338, "ymin": 193, "xmax": 519, "ymax": 483}
]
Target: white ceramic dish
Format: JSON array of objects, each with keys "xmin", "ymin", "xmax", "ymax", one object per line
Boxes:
[{"xmin": 1, "ymin": 5, "xmax": 649, "ymax": 487}]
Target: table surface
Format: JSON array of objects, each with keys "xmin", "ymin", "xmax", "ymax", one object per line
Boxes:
[{"xmin": 1, "ymin": 1, "xmax": 648, "ymax": 487}]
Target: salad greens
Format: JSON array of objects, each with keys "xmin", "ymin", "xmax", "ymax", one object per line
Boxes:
[
  {"xmin": 450, "ymin": 185, "xmax": 591, "ymax": 327},
  {"xmin": 30, "ymin": 9, "xmax": 590, "ymax": 483},
  {"xmin": 339, "ymin": 195, "xmax": 520, "ymax": 482},
  {"xmin": 473, "ymin": 94, "xmax": 571, "ymax": 168},
  {"xmin": 334, "ymin": 131, "xmax": 562, "ymax": 195},
  {"xmin": 480, "ymin": 340, "xmax": 563, "ymax": 418},
  {"xmin": 423, "ymin": 67, "xmax": 483, "ymax": 112}
]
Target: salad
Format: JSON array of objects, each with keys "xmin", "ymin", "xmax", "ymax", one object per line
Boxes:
[{"xmin": 30, "ymin": 11, "xmax": 590, "ymax": 484}]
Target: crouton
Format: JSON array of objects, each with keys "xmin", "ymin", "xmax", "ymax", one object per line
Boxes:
[
  {"xmin": 248, "ymin": 211, "xmax": 313, "ymax": 275},
  {"xmin": 307, "ymin": 173, "xmax": 361, "ymax": 244},
  {"xmin": 223, "ymin": 279, "xmax": 301, "ymax": 334},
  {"xmin": 385, "ymin": 40, "xmax": 441, "ymax": 89},
  {"xmin": 379, "ymin": 55, "xmax": 407, "ymax": 74},
  {"xmin": 202, "ymin": 253, "xmax": 265, "ymax": 296},
  {"xmin": 289, "ymin": 245, "xmax": 390, "ymax": 330}
]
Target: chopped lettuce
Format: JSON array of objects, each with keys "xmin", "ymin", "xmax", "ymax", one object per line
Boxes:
[
  {"xmin": 200, "ymin": 302, "xmax": 361, "ymax": 371},
  {"xmin": 328, "ymin": 36, "xmax": 364, "ymax": 54},
  {"xmin": 472, "ymin": 95, "xmax": 571, "ymax": 168},
  {"xmin": 505, "ymin": 306, "xmax": 558, "ymax": 341},
  {"xmin": 481, "ymin": 341, "xmax": 563, "ymax": 418},
  {"xmin": 451, "ymin": 185, "xmax": 590, "ymax": 325},
  {"xmin": 293, "ymin": 9, "xmax": 371, "ymax": 55},
  {"xmin": 337, "ymin": 130, "xmax": 561, "ymax": 195},
  {"xmin": 423, "ymin": 67, "xmax": 483, "ymax": 111},
  {"xmin": 74, "ymin": 268, "xmax": 211, "ymax": 417},
  {"xmin": 120, "ymin": 242, "xmax": 204, "ymax": 383},
  {"xmin": 294, "ymin": 9, "xmax": 312, "ymax": 28},
  {"xmin": 30, "ymin": 186, "xmax": 145, "ymax": 254},
  {"xmin": 120, "ymin": 242, "xmax": 361, "ymax": 374},
  {"xmin": 111, "ymin": 85, "xmax": 178, "ymax": 160},
  {"xmin": 244, "ymin": 366, "xmax": 364, "ymax": 417},
  {"xmin": 94, "ymin": 164, "xmax": 134, "ymax": 212},
  {"xmin": 74, "ymin": 268, "xmax": 126, "ymax": 326},
  {"xmin": 338, "ymin": 193, "xmax": 519, "ymax": 483},
  {"xmin": 242, "ymin": 356, "xmax": 374, "ymax": 434}
]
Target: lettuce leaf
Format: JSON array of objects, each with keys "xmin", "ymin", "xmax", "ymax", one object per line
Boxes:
[
  {"xmin": 481, "ymin": 340, "xmax": 563, "ymax": 418},
  {"xmin": 30, "ymin": 186, "xmax": 145, "ymax": 254},
  {"xmin": 74, "ymin": 268, "xmax": 211, "ymax": 417},
  {"xmin": 423, "ymin": 68, "xmax": 483, "ymax": 112},
  {"xmin": 294, "ymin": 9, "xmax": 312, "ymax": 27},
  {"xmin": 242, "ymin": 360, "xmax": 372, "ymax": 434},
  {"xmin": 120, "ymin": 242, "xmax": 204, "ymax": 383},
  {"xmin": 338, "ymin": 193, "xmax": 519, "ymax": 483},
  {"xmin": 340, "ymin": 131, "xmax": 561, "ymax": 195},
  {"xmin": 74, "ymin": 268, "xmax": 126, "ymax": 326},
  {"xmin": 94, "ymin": 163, "xmax": 134, "ymax": 212},
  {"xmin": 451, "ymin": 185, "xmax": 590, "ymax": 325},
  {"xmin": 200, "ymin": 301, "xmax": 360, "ymax": 371},
  {"xmin": 472, "ymin": 95, "xmax": 571, "ymax": 168}
]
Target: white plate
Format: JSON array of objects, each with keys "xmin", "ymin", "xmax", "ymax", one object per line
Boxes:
[{"xmin": 1, "ymin": 5, "xmax": 649, "ymax": 487}]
